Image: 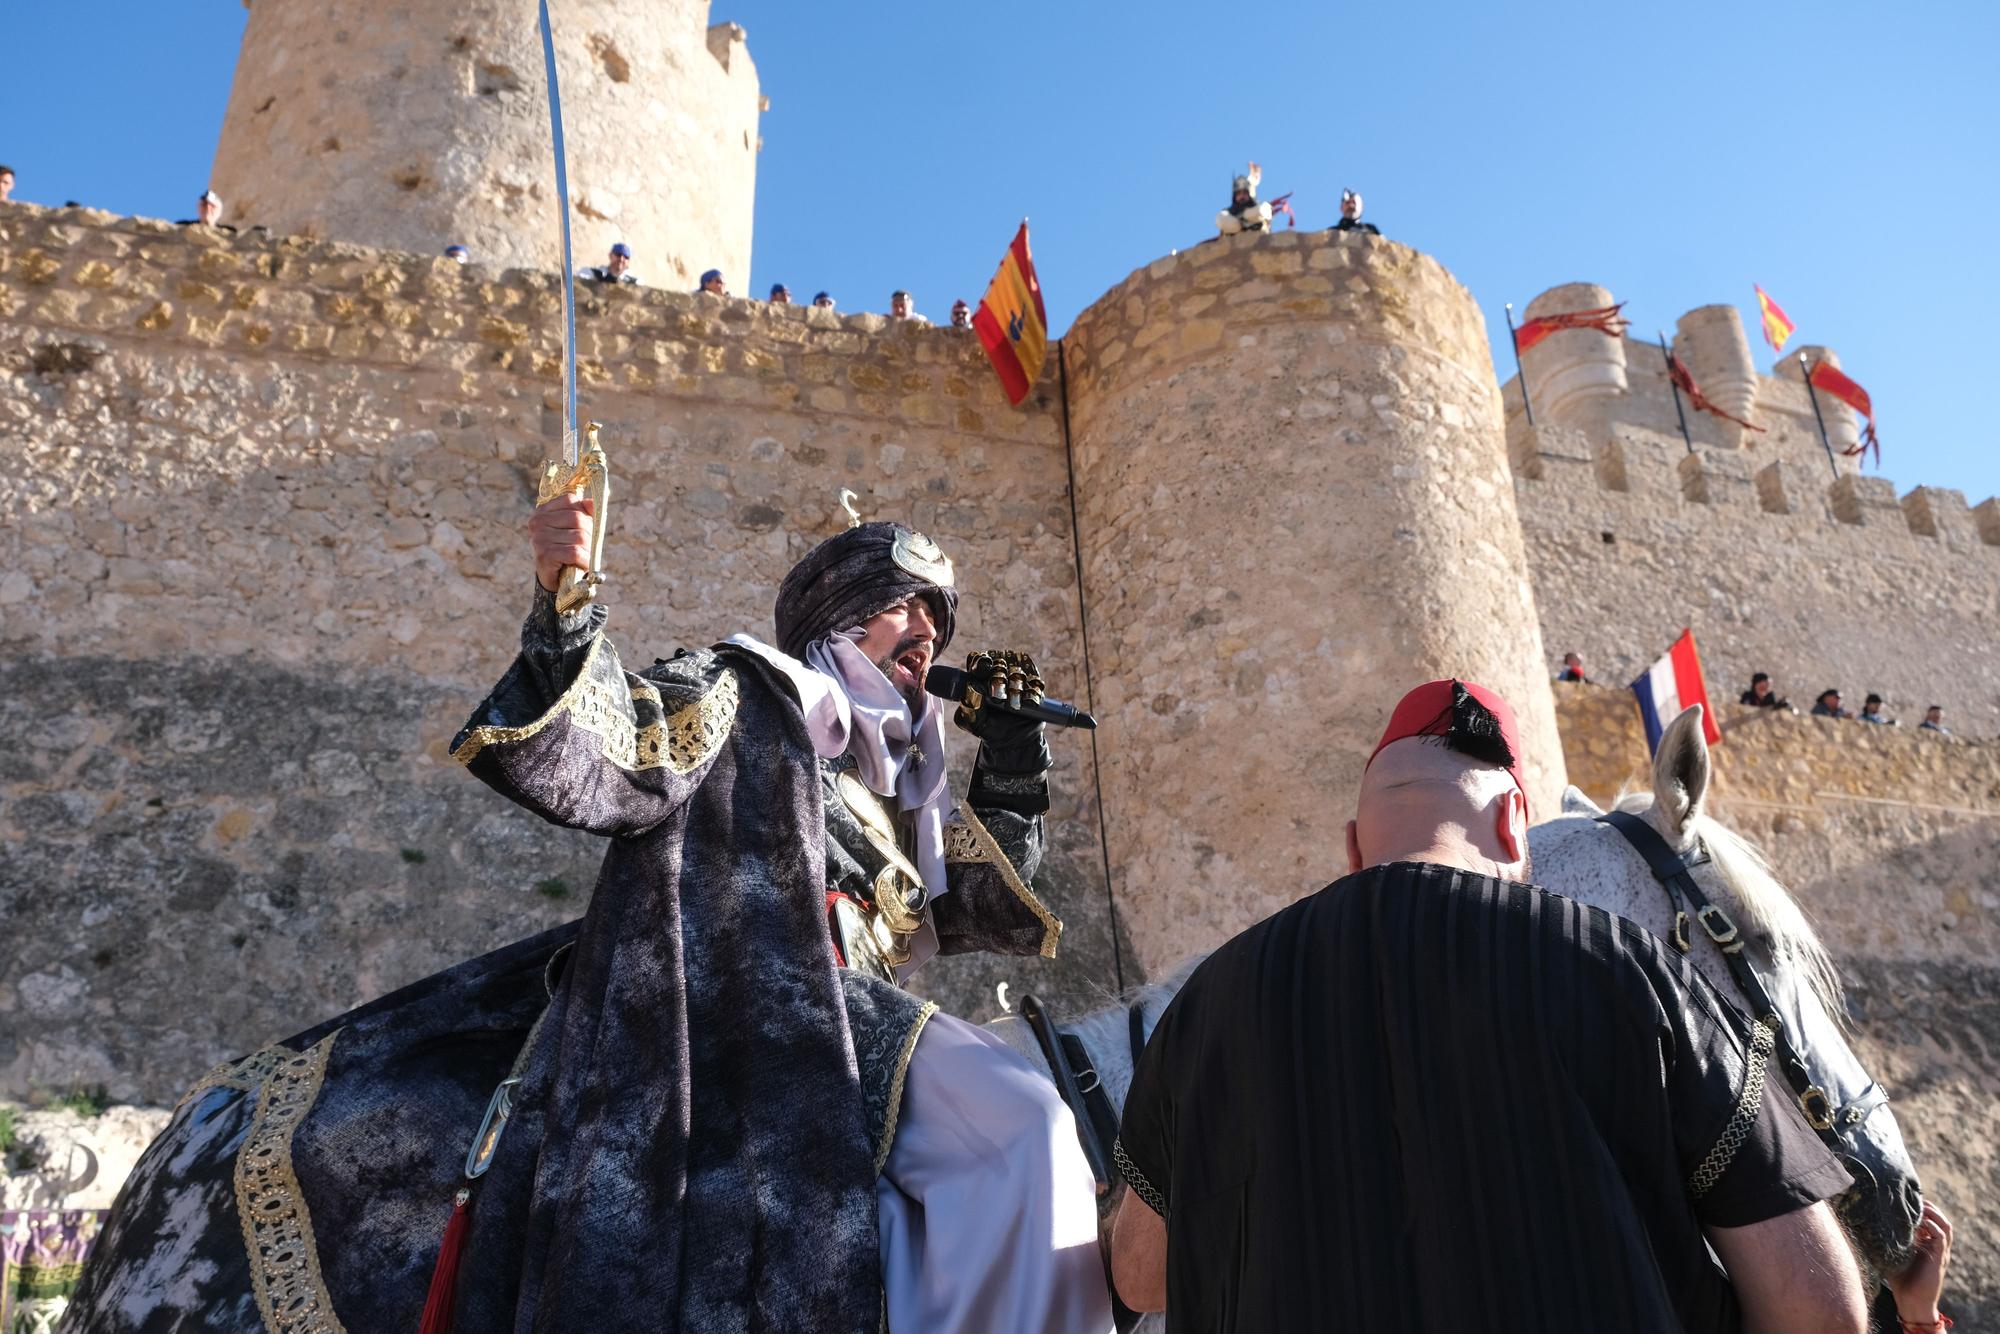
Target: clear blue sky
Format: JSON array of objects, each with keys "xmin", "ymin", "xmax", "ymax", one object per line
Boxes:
[{"xmin": 6, "ymin": 1, "xmax": 1996, "ymax": 501}]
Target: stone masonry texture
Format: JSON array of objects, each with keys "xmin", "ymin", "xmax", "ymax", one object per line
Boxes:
[
  {"xmin": 210, "ymin": 0, "xmax": 760, "ymax": 287},
  {"xmin": 1064, "ymin": 229, "xmax": 1564, "ymax": 970},
  {"xmin": 3, "ymin": 202, "xmax": 1998, "ymax": 1316}
]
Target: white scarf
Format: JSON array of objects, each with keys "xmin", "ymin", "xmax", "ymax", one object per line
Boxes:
[{"xmin": 724, "ymin": 631, "xmax": 953, "ymax": 908}]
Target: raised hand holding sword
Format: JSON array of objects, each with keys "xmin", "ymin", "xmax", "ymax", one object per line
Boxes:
[{"xmin": 532, "ymin": 0, "xmax": 607, "ymax": 614}]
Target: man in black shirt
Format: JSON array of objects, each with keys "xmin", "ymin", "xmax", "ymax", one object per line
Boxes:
[{"xmin": 1110, "ymin": 678, "xmax": 1864, "ymax": 1333}]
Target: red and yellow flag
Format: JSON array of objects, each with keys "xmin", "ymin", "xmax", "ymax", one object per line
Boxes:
[
  {"xmin": 1754, "ymin": 285, "xmax": 1795, "ymax": 352},
  {"xmin": 972, "ymin": 222, "xmax": 1048, "ymax": 406}
]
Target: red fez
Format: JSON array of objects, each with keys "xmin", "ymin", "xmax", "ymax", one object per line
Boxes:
[{"xmin": 1368, "ymin": 678, "xmax": 1528, "ymax": 816}]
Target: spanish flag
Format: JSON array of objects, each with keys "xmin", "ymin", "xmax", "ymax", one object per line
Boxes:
[
  {"xmin": 1754, "ymin": 284, "xmax": 1795, "ymax": 353},
  {"xmin": 972, "ymin": 222, "xmax": 1048, "ymax": 406}
]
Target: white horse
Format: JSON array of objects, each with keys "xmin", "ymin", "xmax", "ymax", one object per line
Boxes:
[
  {"xmin": 1528, "ymin": 702, "xmax": 1922, "ymax": 1273},
  {"xmin": 994, "ymin": 701, "xmax": 1921, "ymax": 1320}
]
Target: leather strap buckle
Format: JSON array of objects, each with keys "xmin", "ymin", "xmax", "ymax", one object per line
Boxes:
[{"xmin": 1696, "ymin": 903, "xmax": 1743, "ymax": 953}]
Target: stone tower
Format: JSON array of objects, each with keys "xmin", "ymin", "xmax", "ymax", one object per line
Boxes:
[
  {"xmin": 1673, "ymin": 303, "xmax": 1759, "ymax": 448},
  {"xmin": 209, "ymin": 0, "xmax": 761, "ymax": 286},
  {"xmin": 1518, "ymin": 281, "xmax": 1627, "ymax": 437},
  {"xmin": 1063, "ymin": 233, "xmax": 1566, "ymax": 970}
]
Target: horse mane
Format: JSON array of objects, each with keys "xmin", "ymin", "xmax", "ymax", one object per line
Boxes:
[{"xmin": 1611, "ymin": 791, "xmax": 1845, "ymax": 1025}]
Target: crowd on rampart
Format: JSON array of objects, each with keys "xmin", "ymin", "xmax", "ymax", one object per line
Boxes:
[{"xmin": 1558, "ymin": 653, "xmax": 1962, "ymax": 737}]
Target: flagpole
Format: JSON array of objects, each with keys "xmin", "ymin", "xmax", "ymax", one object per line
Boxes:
[
  {"xmin": 1797, "ymin": 352, "xmax": 1840, "ymax": 478},
  {"xmin": 1657, "ymin": 332, "xmax": 1694, "ymax": 455},
  {"xmin": 1504, "ymin": 304, "xmax": 1535, "ymax": 427}
]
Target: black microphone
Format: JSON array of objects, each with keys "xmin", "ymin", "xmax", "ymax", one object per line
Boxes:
[{"xmin": 925, "ymin": 665, "xmax": 1097, "ymax": 730}]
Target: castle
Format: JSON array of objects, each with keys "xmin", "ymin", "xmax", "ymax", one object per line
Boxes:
[{"xmin": 2, "ymin": 0, "xmax": 1995, "ymax": 1315}]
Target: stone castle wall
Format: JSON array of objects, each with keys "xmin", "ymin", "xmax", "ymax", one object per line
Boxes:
[
  {"xmin": 1555, "ymin": 683, "xmax": 2000, "ymax": 1317},
  {"xmin": 0, "ymin": 201, "xmax": 1112, "ymax": 1102},
  {"xmin": 5, "ymin": 208, "xmax": 1999, "ymax": 1315},
  {"xmin": 1512, "ymin": 419, "xmax": 2000, "ymax": 736}
]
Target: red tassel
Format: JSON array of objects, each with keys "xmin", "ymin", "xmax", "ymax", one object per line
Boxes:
[{"xmin": 418, "ymin": 1188, "xmax": 472, "ymax": 1334}]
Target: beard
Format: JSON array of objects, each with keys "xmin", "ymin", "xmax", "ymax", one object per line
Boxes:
[{"xmin": 872, "ymin": 634, "xmax": 930, "ymax": 715}]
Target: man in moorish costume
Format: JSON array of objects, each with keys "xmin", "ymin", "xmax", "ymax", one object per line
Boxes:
[{"xmin": 65, "ymin": 504, "xmax": 1112, "ymax": 1334}]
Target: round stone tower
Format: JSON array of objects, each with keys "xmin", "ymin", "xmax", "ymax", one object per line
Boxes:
[
  {"xmin": 1673, "ymin": 304, "xmax": 1759, "ymax": 446},
  {"xmin": 1519, "ymin": 282, "xmax": 1628, "ymax": 436},
  {"xmin": 209, "ymin": 0, "xmax": 761, "ymax": 286},
  {"xmin": 1063, "ymin": 232, "xmax": 1566, "ymax": 970}
]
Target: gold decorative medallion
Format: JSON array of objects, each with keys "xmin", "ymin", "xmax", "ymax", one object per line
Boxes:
[{"xmin": 890, "ymin": 529, "xmax": 954, "ymax": 588}]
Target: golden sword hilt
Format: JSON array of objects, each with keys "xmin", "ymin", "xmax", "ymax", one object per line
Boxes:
[{"xmin": 537, "ymin": 421, "xmax": 609, "ymax": 614}]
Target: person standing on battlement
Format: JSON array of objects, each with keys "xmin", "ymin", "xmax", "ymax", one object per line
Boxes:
[
  {"xmin": 1216, "ymin": 164, "xmax": 1273, "ymax": 236},
  {"xmin": 769, "ymin": 282, "xmax": 792, "ymax": 304},
  {"xmin": 0, "ymin": 165, "xmax": 14, "ymax": 202},
  {"xmin": 1331, "ymin": 188, "xmax": 1380, "ymax": 236},
  {"xmin": 581, "ymin": 242, "xmax": 638, "ymax": 285},
  {"xmin": 1740, "ymin": 672, "xmax": 1791, "ymax": 710},
  {"xmin": 698, "ymin": 266, "xmax": 727, "ymax": 296},
  {"xmin": 950, "ymin": 299, "xmax": 973, "ymax": 329},
  {"xmin": 1859, "ymin": 693, "xmax": 1896, "ymax": 725},
  {"xmin": 813, "ymin": 289, "xmax": 837, "ymax": 309},
  {"xmin": 1556, "ymin": 652, "xmax": 1587, "ymax": 683},
  {"xmin": 889, "ymin": 290, "xmax": 928, "ymax": 324},
  {"xmin": 175, "ymin": 188, "xmax": 235, "ymax": 232},
  {"xmin": 1920, "ymin": 705, "xmax": 1951, "ymax": 735},
  {"xmin": 1811, "ymin": 688, "xmax": 1851, "ymax": 720}
]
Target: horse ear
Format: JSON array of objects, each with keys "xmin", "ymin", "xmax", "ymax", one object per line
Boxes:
[
  {"xmin": 1651, "ymin": 704, "xmax": 1710, "ymax": 838},
  {"xmin": 1561, "ymin": 785, "xmax": 1603, "ymax": 816}
]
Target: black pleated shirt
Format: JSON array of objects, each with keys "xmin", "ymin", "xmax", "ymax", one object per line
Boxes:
[{"xmin": 1116, "ymin": 862, "xmax": 1851, "ymax": 1333}]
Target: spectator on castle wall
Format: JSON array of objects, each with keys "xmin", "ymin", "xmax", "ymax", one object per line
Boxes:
[
  {"xmin": 950, "ymin": 299, "xmax": 973, "ymax": 330},
  {"xmin": 1919, "ymin": 705, "xmax": 1950, "ymax": 735},
  {"xmin": 0, "ymin": 165, "xmax": 14, "ymax": 202},
  {"xmin": 1331, "ymin": 188, "xmax": 1380, "ymax": 236},
  {"xmin": 1556, "ymin": 652, "xmax": 1587, "ymax": 683},
  {"xmin": 1810, "ymin": 689, "xmax": 1849, "ymax": 720},
  {"xmin": 177, "ymin": 189, "xmax": 236, "ymax": 232},
  {"xmin": 812, "ymin": 291, "xmax": 836, "ymax": 310},
  {"xmin": 1216, "ymin": 166, "xmax": 1273, "ymax": 236},
  {"xmin": 444, "ymin": 244, "xmax": 470, "ymax": 264},
  {"xmin": 697, "ymin": 267, "xmax": 726, "ymax": 296},
  {"xmin": 769, "ymin": 283, "xmax": 792, "ymax": 305},
  {"xmin": 1739, "ymin": 672, "xmax": 1791, "ymax": 710},
  {"xmin": 1859, "ymin": 694, "xmax": 1895, "ymax": 726},
  {"xmin": 582, "ymin": 243, "xmax": 638, "ymax": 285},
  {"xmin": 890, "ymin": 290, "xmax": 927, "ymax": 324}
]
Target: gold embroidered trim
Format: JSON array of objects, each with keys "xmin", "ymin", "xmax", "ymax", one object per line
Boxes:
[
  {"xmin": 874, "ymin": 1001, "xmax": 938, "ymax": 1176},
  {"xmin": 451, "ymin": 638, "xmax": 739, "ymax": 776},
  {"xmin": 941, "ymin": 820, "xmax": 984, "ymax": 863},
  {"xmin": 177, "ymin": 1045, "xmax": 297, "ymax": 1111},
  {"xmin": 952, "ymin": 810, "xmax": 1062, "ymax": 959},
  {"xmin": 232, "ymin": 1032, "xmax": 347, "ymax": 1334},
  {"xmin": 1114, "ymin": 1138, "xmax": 1168, "ymax": 1218},
  {"xmin": 1690, "ymin": 1017, "xmax": 1776, "ymax": 1199}
]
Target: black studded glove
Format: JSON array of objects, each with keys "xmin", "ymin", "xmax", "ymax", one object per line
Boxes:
[{"xmin": 954, "ymin": 651, "xmax": 1053, "ymax": 814}]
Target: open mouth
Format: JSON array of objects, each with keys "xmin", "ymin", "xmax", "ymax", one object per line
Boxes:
[{"xmin": 893, "ymin": 645, "xmax": 931, "ymax": 689}]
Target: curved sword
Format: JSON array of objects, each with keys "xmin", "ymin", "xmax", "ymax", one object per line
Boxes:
[{"xmin": 536, "ymin": 0, "xmax": 608, "ymax": 613}]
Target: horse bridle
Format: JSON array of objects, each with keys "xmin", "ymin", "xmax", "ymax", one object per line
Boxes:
[
  {"xmin": 1017, "ymin": 992, "xmax": 1148, "ymax": 1194},
  {"xmin": 1019, "ymin": 992, "xmax": 1150, "ymax": 1333},
  {"xmin": 1596, "ymin": 811, "xmax": 1891, "ymax": 1145}
]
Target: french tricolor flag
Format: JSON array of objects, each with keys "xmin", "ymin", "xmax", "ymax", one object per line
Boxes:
[{"xmin": 1630, "ymin": 629, "xmax": 1723, "ymax": 753}]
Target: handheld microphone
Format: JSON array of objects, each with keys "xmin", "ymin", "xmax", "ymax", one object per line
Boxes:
[{"xmin": 925, "ymin": 665, "xmax": 1097, "ymax": 730}]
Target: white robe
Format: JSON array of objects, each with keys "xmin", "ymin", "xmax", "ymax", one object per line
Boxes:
[{"xmin": 878, "ymin": 1010, "xmax": 1117, "ymax": 1334}]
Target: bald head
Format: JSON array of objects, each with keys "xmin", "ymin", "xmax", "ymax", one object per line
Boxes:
[{"xmin": 1346, "ymin": 738, "xmax": 1529, "ymax": 879}]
